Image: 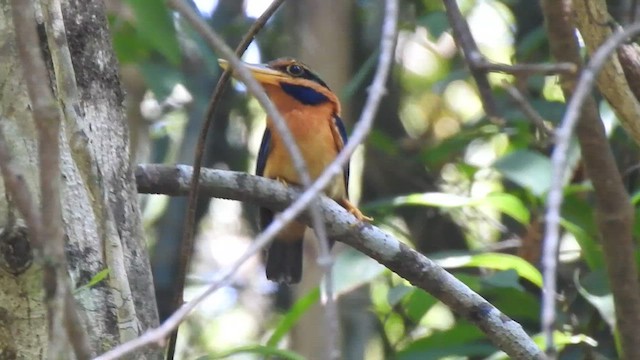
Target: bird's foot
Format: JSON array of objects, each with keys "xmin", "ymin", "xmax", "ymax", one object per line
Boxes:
[
  {"xmin": 340, "ymin": 199, "xmax": 373, "ymax": 222},
  {"xmin": 275, "ymin": 177, "xmax": 290, "ymax": 187}
]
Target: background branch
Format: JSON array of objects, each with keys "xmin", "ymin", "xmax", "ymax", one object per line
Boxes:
[
  {"xmin": 501, "ymin": 81, "xmax": 554, "ymax": 140},
  {"xmin": 477, "ymin": 61, "xmax": 576, "ymax": 76},
  {"xmin": 442, "ymin": 0, "xmax": 499, "ymax": 118},
  {"xmin": 541, "ymin": 1, "xmax": 640, "ymax": 357},
  {"xmin": 573, "ymin": 0, "xmax": 640, "ymax": 145}
]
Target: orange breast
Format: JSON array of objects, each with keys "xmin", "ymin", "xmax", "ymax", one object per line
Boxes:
[{"xmin": 262, "ymin": 85, "xmax": 346, "ymax": 200}]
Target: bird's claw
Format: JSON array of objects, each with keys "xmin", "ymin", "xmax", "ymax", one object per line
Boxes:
[
  {"xmin": 275, "ymin": 177, "xmax": 290, "ymax": 187},
  {"xmin": 340, "ymin": 199, "xmax": 373, "ymax": 222}
]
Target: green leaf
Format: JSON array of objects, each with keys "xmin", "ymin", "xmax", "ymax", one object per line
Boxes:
[
  {"xmin": 421, "ymin": 126, "xmax": 498, "ymax": 167},
  {"xmin": 394, "ymin": 192, "xmax": 470, "ymax": 207},
  {"xmin": 367, "ymin": 130, "xmax": 399, "ymax": 155},
  {"xmin": 139, "ymin": 61, "xmax": 184, "ymax": 101},
  {"xmin": 390, "ymin": 192, "xmax": 530, "ymax": 225},
  {"xmin": 327, "ymin": 248, "xmax": 386, "ymax": 296},
  {"xmin": 341, "ymin": 50, "xmax": 378, "ymax": 102},
  {"xmin": 574, "ymin": 269, "xmax": 620, "ymax": 357},
  {"xmin": 185, "ymin": 26, "xmax": 222, "ymax": 76},
  {"xmin": 397, "ymin": 323, "xmax": 495, "ymax": 359},
  {"xmin": 434, "ymin": 252, "xmax": 543, "ymax": 287},
  {"xmin": 387, "ymin": 285, "xmax": 413, "ymax": 307},
  {"xmin": 125, "ymin": 0, "xmax": 180, "ymax": 64},
  {"xmin": 493, "ymin": 150, "xmax": 552, "ymax": 196},
  {"xmin": 560, "ymin": 219, "xmax": 603, "ymax": 270},
  {"xmin": 417, "ymin": 11, "xmax": 449, "ymax": 38},
  {"xmin": 631, "ymin": 190, "xmax": 640, "ymax": 205},
  {"xmin": 198, "ymin": 345, "xmax": 305, "ymax": 360},
  {"xmin": 561, "ymin": 193, "xmax": 604, "ymax": 269},
  {"xmin": 484, "ymin": 287, "xmax": 540, "ymax": 322},
  {"xmin": 110, "ymin": 21, "xmax": 151, "ymax": 63},
  {"xmin": 74, "ymin": 268, "xmax": 110, "ymax": 294},
  {"xmin": 482, "ymin": 270, "xmax": 524, "ymax": 291},
  {"xmin": 514, "ymin": 26, "xmax": 548, "ymax": 60},
  {"xmin": 574, "ymin": 270, "xmax": 615, "ymax": 329},
  {"xmin": 486, "ymin": 331, "xmax": 596, "ymax": 360},
  {"xmin": 481, "ymin": 193, "xmax": 530, "ymax": 224},
  {"xmin": 533, "ymin": 330, "xmax": 598, "ymax": 351},
  {"xmin": 266, "ymin": 288, "xmax": 320, "ymax": 347},
  {"xmin": 403, "ymin": 289, "xmax": 437, "ymax": 322}
]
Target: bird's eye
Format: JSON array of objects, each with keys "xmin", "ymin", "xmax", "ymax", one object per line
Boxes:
[{"xmin": 286, "ymin": 64, "xmax": 304, "ymax": 76}]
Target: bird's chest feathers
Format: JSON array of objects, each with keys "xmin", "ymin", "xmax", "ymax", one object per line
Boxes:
[{"xmin": 264, "ymin": 106, "xmax": 344, "ymax": 197}]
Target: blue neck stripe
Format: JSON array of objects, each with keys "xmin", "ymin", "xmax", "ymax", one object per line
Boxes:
[{"xmin": 280, "ymin": 83, "xmax": 329, "ymax": 106}]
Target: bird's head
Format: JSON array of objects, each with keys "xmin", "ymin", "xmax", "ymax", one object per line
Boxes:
[{"xmin": 219, "ymin": 58, "xmax": 340, "ymax": 112}]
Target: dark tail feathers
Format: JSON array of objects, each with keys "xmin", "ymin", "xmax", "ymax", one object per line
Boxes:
[{"xmin": 266, "ymin": 240, "xmax": 303, "ymax": 284}]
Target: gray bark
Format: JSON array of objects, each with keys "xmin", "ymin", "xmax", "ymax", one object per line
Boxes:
[{"xmin": 0, "ymin": 0, "xmax": 160, "ymax": 358}]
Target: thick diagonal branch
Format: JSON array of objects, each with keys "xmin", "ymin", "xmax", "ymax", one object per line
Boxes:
[{"xmin": 134, "ymin": 164, "xmax": 544, "ymax": 359}]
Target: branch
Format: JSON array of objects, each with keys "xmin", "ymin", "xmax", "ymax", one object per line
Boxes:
[
  {"xmin": 617, "ymin": 42, "xmax": 640, "ymax": 103},
  {"xmin": 442, "ymin": 0, "xmax": 499, "ymax": 118},
  {"xmin": 164, "ymin": 0, "xmax": 289, "ymax": 357},
  {"xmin": 39, "ymin": 0, "xmax": 93, "ymax": 357},
  {"xmin": 128, "ymin": 164, "xmax": 544, "ymax": 359},
  {"xmin": 10, "ymin": 1, "xmax": 89, "ymax": 358},
  {"xmin": 501, "ymin": 81, "xmax": 554, "ymax": 140},
  {"xmin": 101, "ymin": 0, "xmax": 399, "ymax": 358},
  {"xmin": 477, "ymin": 61, "xmax": 577, "ymax": 76},
  {"xmin": 573, "ymin": 0, "xmax": 640, "ymax": 145},
  {"xmin": 541, "ymin": 1, "xmax": 640, "ymax": 357}
]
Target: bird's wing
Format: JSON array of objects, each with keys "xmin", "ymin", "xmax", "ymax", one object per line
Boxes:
[
  {"xmin": 256, "ymin": 128, "xmax": 273, "ymax": 228},
  {"xmin": 256, "ymin": 128, "xmax": 272, "ymax": 177},
  {"xmin": 331, "ymin": 115, "xmax": 350, "ymax": 197}
]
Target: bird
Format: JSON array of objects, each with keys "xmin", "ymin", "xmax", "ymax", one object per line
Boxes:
[{"xmin": 218, "ymin": 57, "xmax": 371, "ymax": 284}]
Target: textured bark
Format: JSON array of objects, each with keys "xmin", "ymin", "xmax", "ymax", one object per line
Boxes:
[
  {"xmin": 573, "ymin": 0, "xmax": 640, "ymax": 144},
  {"xmin": 0, "ymin": 1, "xmax": 160, "ymax": 358},
  {"xmin": 617, "ymin": 43, "xmax": 640, "ymax": 103}
]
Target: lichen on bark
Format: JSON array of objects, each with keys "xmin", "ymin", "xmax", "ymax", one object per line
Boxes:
[{"xmin": 0, "ymin": 0, "xmax": 160, "ymax": 358}]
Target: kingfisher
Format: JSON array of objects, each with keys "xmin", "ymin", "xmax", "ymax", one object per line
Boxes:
[{"xmin": 218, "ymin": 57, "xmax": 370, "ymax": 284}]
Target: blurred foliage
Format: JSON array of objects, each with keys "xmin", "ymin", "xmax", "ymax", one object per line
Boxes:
[{"xmin": 107, "ymin": 0, "xmax": 640, "ymax": 358}]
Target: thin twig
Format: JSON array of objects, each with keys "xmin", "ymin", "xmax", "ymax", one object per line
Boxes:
[
  {"xmin": 542, "ymin": 22, "xmax": 640, "ymax": 356},
  {"xmin": 318, "ymin": 0, "xmax": 397, "ymax": 355},
  {"xmin": 130, "ymin": 164, "xmax": 544, "ymax": 359},
  {"xmin": 442, "ymin": 0, "xmax": 499, "ymax": 118},
  {"xmin": 167, "ymin": 1, "xmax": 347, "ymax": 358},
  {"xmin": 477, "ymin": 61, "xmax": 577, "ymax": 76},
  {"xmin": 39, "ymin": 0, "xmax": 92, "ymax": 357},
  {"xmin": 164, "ymin": 0, "xmax": 287, "ymax": 357},
  {"xmin": 501, "ymin": 81, "xmax": 554, "ymax": 139},
  {"xmin": 10, "ymin": 0, "xmax": 87, "ymax": 358},
  {"xmin": 96, "ymin": 0, "xmax": 398, "ymax": 356}
]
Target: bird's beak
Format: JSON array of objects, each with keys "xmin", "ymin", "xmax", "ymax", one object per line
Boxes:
[{"xmin": 218, "ymin": 59, "xmax": 286, "ymax": 85}]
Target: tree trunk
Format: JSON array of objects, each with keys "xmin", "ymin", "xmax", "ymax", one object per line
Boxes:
[{"xmin": 0, "ymin": 1, "xmax": 160, "ymax": 358}]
